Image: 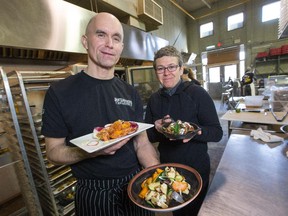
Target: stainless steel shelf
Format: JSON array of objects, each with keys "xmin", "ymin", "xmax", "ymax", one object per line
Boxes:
[{"xmin": 0, "ymin": 68, "xmax": 74, "ymax": 215}]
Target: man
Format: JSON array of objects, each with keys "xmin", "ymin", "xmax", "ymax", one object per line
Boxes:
[
  {"xmin": 41, "ymin": 13, "xmax": 159, "ymax": 216},
  {"xmin": 145, "ymin": 45, "xmax": 223, "ymax": 216},
  {"xmin": 241, "ymin": 67, "xmax": 256, "ymax": 96}
]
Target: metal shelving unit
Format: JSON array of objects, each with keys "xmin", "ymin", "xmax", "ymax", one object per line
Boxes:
[
  {"xmin": 0, "ymin": 67, "xmax": 43, "ymax": 215},
  {"xmin": 0, "ymin": 68, "xmax": 76, "ymax": 216},
  {"xmin": 254, "ymin": 55, "xmax": 288, "ymax": 76}
]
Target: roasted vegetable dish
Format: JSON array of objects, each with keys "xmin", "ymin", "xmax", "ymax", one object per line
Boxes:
[
  {"xmin": 162, "ymin": 120, "xmax": 196, "ymax": 136},
  {"xmin": 138, "ymin": 166, "xmax": 190, "ymax": 209},
  {"xmin": 93, "ymin": 120, "xmax": 138, "ymax": 141}
]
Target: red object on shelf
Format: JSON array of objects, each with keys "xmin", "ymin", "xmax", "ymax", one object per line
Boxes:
[
  {"xmin": 256, "ymin": 52, "xmax": 268, "ymax": 59},
  {"xmin": 281, "ymin": 45, "xmax": 288, "ymax": 55},
  {"xmin": 269, "ymin": 47, "xmax": 281, "ymax": 56}
]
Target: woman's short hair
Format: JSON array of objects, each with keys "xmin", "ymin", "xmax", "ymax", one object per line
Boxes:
[{"xmin": 153, "ymin": 45, "xmax": 183, "ymax": 69}]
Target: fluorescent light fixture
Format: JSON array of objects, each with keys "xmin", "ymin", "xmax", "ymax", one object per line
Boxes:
[{"xmin": 206, "ymin": 45, "xmax": 215, "ymax": 50}]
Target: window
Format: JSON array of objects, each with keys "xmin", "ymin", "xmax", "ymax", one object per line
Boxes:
[
  {"xmin": 262, "ymin": 1, "xmax": 280, "ymax": 22},
  {"xmin": 239, "ymin": 44, "xmax": 245, "ymax": 79},
  {"xmin": 209, "ymin": 67, "xmax": 220, "ymax": 83},
  {"xmin": 227, "ymin": 12, "xmax": 244, "ymax": 31},
  {"xmin": 200, "ymin": 22, "xmax": 213, "ymax": 38},
  {"xmin": 224, "ymin": 65, "xmax": 237, "ymax": 82},
  {"xmin": 239, "ymin": 60, "xmax": 245, "ymax": 80}
]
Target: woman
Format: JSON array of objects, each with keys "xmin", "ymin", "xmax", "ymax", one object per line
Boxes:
[
  {"xmin": 182, "ymin": 68, "xmax": 201, "ymax": 85},
  {"xmin": 145, "ymin": 45, "xmax": 223, "ymax": 216}
]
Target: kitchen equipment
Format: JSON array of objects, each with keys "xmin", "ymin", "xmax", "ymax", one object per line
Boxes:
[
  {"xmin": 269, "ymin": 100, "xmax": 288, "ymax": 122},
  {"xmin": 0, "ymin": 69, "xmax": 76, "ymax": 215}
]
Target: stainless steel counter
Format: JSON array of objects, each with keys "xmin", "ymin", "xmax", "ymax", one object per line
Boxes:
[
  {"xmin": 199, "ymin": 131, "xmax": 288, "ymax": 216},
  {"xmin": 221, "ymin": 110, "xmax": 288, "ymax": 125},
  {"xmin": 221, "ymin": 110, "xmax": 288, "ymax": 136}
]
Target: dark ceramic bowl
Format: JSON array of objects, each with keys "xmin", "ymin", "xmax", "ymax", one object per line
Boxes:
[
  {"xmin": 127, "ymin": 163, "xmax": 202, "ymax": 212},
  {"xmin": 162, "ymin": 122, "xmax": 201, "ymax": 140}
]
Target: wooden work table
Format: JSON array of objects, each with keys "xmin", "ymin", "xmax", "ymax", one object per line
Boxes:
[
  {"xmin": 221, "ymin": 110, "xmax": 288, "ymax": 135},
  {"xmin": 198, "ymin": 131, "xmax": 288, "ymax": 216}
]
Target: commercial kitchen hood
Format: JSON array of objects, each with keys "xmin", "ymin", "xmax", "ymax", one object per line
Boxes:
[{"xmin": 0, "ymin": 0, "xmax": 168, "ymax": 66}]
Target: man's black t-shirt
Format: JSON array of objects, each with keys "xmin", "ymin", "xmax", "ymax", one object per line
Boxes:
[{"xmin": 41, "ymin": 71, "xmax": 143, "ymax": 179}]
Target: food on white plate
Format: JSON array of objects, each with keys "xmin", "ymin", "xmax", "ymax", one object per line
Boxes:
[
  {"xmin": 162, "ymin": 120, "xmax": 196, "ymax": 136},
  {"xmin": 138, "ymin": 166, "xmax": 191, "ymax": 209},
  {"xmin": 93, "ymin": 120, "xmax": 138, "ymax": 141}
]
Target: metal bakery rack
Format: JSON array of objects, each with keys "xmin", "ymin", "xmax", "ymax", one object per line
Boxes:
[{"xmin": 0, "ymin": 67, "xmax": 76, "ymax": 215}]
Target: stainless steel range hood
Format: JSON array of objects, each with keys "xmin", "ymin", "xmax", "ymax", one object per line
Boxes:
[{"xmin": 0, "ymin": 0, "xmax": 168, "ymax": 66}]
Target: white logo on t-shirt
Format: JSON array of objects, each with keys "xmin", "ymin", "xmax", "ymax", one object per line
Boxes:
[{"xmin": 114, "ymin": 98, "xmax": 132, "ymax": 107}]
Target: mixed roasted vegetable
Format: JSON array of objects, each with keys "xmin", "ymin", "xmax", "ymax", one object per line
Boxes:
[
  {"xmin": 93, "ymin": 120, "xmax": 138, "ymax": 141},
  {"xmin": 162, "ymin": 120, "xmax": 196, "ymax": 136},
  {"xmin": 138, "ymin": 166, "xmax": 190, "ymax": 209}
]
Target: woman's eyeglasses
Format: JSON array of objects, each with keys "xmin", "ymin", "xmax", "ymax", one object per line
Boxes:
[{"xmin": 156, "ymin": 65, "xmax": 180, "ymax": 74}]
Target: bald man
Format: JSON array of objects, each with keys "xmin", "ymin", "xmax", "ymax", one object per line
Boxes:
[{"xmin": 42, "ymin": 13, "xmax": 158, "ymax": 215}]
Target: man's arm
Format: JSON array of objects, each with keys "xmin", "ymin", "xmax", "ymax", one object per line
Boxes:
[
  {"xmin": 45, "ymin": 137, "xmax": 131, "ymax": 165},
  {"xmin": 45, "ymin": 137, "xmax": 90, "ymax": 165},
  {"xmin": 133, "ymin": 131, "xmax": 160, "ymax": 168}
]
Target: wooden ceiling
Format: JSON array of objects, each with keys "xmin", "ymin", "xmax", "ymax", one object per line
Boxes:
[{"xmin": 64, "ymin": 0, "xmax": 221, "ymax": 17}]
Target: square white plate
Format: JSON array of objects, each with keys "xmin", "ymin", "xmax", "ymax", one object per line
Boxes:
[{"xmin": 70, "ymin": 122, "xmax": 154, "ymax": 153}]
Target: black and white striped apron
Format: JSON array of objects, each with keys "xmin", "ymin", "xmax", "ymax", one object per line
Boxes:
[{"xmin": 75, "ymin": 171, "xmax": 154, "ymax": 216}]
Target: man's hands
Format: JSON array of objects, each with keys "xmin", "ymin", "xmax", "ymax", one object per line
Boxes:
[
  {"xmin": 45, "ymin": 136, "xmax": 131, "ymax": 165},
  {"xmin": 88, "ymin": 137, "xmax": 131, "ymax": 157}
]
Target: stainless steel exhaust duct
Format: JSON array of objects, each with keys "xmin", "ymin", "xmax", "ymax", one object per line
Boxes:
[
  {"xmin": 0, "ymin": 0, "xmax": 168, "ymax": 65},
  {"xmin": 0, "ymin": 0, "xmax": 95, "ymax": 54}
]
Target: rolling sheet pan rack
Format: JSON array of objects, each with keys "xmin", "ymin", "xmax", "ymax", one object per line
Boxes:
[
  {"xmin": 0, "ymin": 68, "xmax": 76, "ymax": 215},
  {"xmin": 0, "ymin": 67, "xmax": 43, "ymax": 215}
]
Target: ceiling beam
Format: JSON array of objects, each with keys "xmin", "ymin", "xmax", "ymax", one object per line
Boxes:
[
  {"xmin": 195, "ymin": 0, "xmax": 250, "ymax": 20},
  {"xmin": 169, "ymin": 0, "xmax": 196, "ymax": 20},
  {"xmin": 201, "ymin": 0, "xmax": 211, "ymax": 9}
]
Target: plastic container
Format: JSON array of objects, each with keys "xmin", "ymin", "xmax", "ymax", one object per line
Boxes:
[
  {"xmin": 269, "ymin": 47, "xmax": 281, "ymax": 56},
  {"xmin": 281, "ymin": 45, "xmax": 288, "ymax": 55},
  {"xmin": 245, "ymin": 96, "xmax": 264, "ymax": 108},
  {"xmin": 256, "ymin": 51, "xmax": 268, "ymax": 59}
]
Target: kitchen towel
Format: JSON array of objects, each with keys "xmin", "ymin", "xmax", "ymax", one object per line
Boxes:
[{"xmin": 250, "ymin": 127, "xmax": 284, "ymax": 143}]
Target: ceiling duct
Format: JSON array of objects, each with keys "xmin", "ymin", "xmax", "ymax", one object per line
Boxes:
[
  {"xmin": 279, "ymin": 0, "xmax": 288, "ymax": 39},
  {"xmin": 0, "ymin": 0, "xmax": 168, "ymax": 66},
  {"xmin": 138, "ymin": 0, "xmax": 163, "ymax": 30}
]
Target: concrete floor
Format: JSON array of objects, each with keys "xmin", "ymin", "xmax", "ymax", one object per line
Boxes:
[{"xmin": 208, "ymin": 100, "xmax": 229, "ymax": 183}]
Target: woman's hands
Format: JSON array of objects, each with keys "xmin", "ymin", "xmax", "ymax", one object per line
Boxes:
[
  {"xmin": 154, "ymin": 115, "xmax": 202, "ymax": 143},
  {"xmin": 155, "ymin": 115, "xmax": 172, "ymax": 132}
]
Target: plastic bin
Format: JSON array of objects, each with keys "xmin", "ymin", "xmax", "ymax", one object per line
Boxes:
[
  {"xmin": 281, "ymin": 45, "xmax": 288, "ymax": 55},
  {"xmin": 269, "ymin": 47, "xmax": 281, "ymax": 56},
  {"xmin": 256, "ymin": 51, "xmax": 268, "ymax": 59},
  {"xmin": 245, "ymin": 96, "xmax": 264, "ymax": 108}
]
